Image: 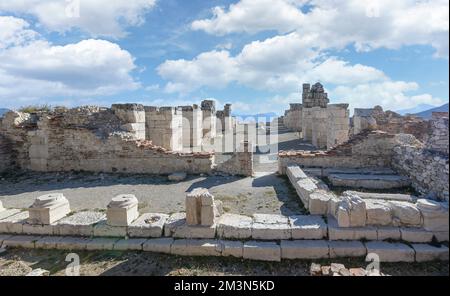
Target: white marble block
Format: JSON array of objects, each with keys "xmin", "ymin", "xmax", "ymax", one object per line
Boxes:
[
  {"xmin": 28, "ymin": 193, "xmax": 71, "ymax": 225},
  {"xmin": 106, "ymin": 194, "xmax": 139, "ymax": 227}
]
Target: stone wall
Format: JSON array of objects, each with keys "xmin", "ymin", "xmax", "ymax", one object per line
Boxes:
[
  {"xmin": 215, "ymin": 141, "xmax": 254, "ymax": 176},
  {"xmin": 145, "ymin": 106, "xmax": 183, "ymax": 151},
  {"xmin": 0, "ymin": 134, "xmax": 13, "ymax": 173},
  {"xmin": 283, "ymin": 104, "xmax": 302, "ymax": 132},
  {"xmin": 327, "ymin": 104, "xmax": 350, "ymax": 149},
  {"xmin": 279, "ymin": 131, "xmax": 403, "ymax": 173},
  {"xmin": 180, "ymin": 105, "xmax": 203, "ymax": 150},
  {"xmin": 426, "ymin": 112, "xmax": 449, "ymax": 155},
  {"xmin": 201, "ymin": 100, "xmax": 217, "ymax": 141}
]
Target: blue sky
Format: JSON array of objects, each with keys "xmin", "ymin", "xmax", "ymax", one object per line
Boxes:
[{"xmin": 0, "ymin": 0, "xmax": 448, "ymax": 115}]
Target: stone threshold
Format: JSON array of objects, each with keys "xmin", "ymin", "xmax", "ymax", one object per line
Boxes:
[{"xmin": 0, "ymin": 234, "xmax": 448, "ymax": 263}]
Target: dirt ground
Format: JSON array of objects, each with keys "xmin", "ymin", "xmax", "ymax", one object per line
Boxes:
[{"xmin": 0, "ymin": 248, "xmax": 448, "ymax": 276}]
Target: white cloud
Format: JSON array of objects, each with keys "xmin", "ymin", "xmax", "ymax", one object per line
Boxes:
[
  {"xmin": 0, "ymin": 0, "xmax": 156, "ymax": 38},
  {"xmin": 192, "ymin": 0, "xmax": 449, "ymax": 58},
  {"xmin": 0, "ymin": 16, "xmax": 139, "ymax": 107}
]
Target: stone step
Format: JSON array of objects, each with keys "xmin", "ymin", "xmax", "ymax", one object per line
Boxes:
[
  {"xmin": 344, "ymin": 191, "xmax": 417, "ymax": 202},
  {"xmin": 328, "ymin": 173, "xmax": 411, "ymax": 189},
  {"xmin": 303, "ymin": 167, "xmax": 397, "ymax": 177}
]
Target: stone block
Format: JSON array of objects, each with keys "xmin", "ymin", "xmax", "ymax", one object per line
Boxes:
[
  {"xmin": 55, "ymin": 211, "xmax": 105, "ymax": 236},
  {"xmin": 0, "ymin": 211, "xmax": 28, "ymax": 234},
  {"xmin": 35, "ymin": 236, "xmax": 63, "ymax": 249},
  {"xmin": 56, "ymin": 237, "xmax": 91, "ymax": 250},
  {"xmin": 2, "ymin": 235, "xmax": 41, "ymax": 249},
  {"xmin": 328, "ymin": 216, "xmax": 377, "ymax": 241},
  {"xmin": 400, "ymin": 227, "xmax": 434, "ymax": 243},
  {"xmin": 27, "ymin": 193, "xmax": 71, "ymax": 225},
  {"xmin": 0, "ymin": 209, "xmax": 21, "ymax": 221},
  {"xmin": 365, "ymin": 241, "xmax": 414, "ymax": 262},
  {"xmin": 128, "ymin": 213, "xmax": 168, "ymax": 238},
  {"xmin": 217, "ymin": 214, "xmax": 252, "ymax": 239},
  {"xmin": 186, "ymin": 192, "xmax": 201, "ymax": 225},
  {"xmin": 243, "ymin": 241, "xmax": 281, "ymax": 262},
  {"xmin": 93, "ymin": 220, "xmax": 127, "ymax": 237},
  {"xmin": 0, "ymin": 234, "xmax": 12, "ymax": 246},
  {"xmin": 142, "ymin": 238, "xmax": 173, "ymax": 254},
  {"xmin": 294, "ymin": 178, "xmax": 318, "ymax": 208},
  {"xmin": 164, "ymin": 212, "xmax": 216, "ymax": 238},
  {"xmin": 85, "ymin": 238, "xmax": 119, "ymax": 250},
  {"xmin": 365, "ymin": 199, "xmax": 392, "ymax": 226},
  {"xmin": 289, "ymin": 215, "xmax": 327, "ymax": 239},
  {"xmin": 220, "ymin": 240, "xmax": 243, "ymax": 258},
  {"xmin": 106, "ymin": 194, "xmax": 139, "ymax": 227},
  {"xmin": 337, "ymin": 193, "xmax": 366, "ymax": 227},
  {"xmin": 171, "ymin": 239, "xmax": 221, "ymax": 256},
  {"xmin": 286, "ymin": 165, "xmax": 308, "ymax": 182},
  {"xmin": 281, "ymin": 240, "xmax": 329, "ymax": 259},
  {"xmin": 0, "ymin": 200, "xmax": 3, "ymax": 212},
  {"xmin": 252, "ymin": 214, "xmax": 291, "ymax": 240},
  {"xmin": 201, "ymin": 204, "xmax": 215, "ymax": 226},
  {"xmin": 376, "ymin": 227, "xmax": 401, "ymax": 241},
  {"xmin": 412, "ymin": 244, "xmax": 449, "ymax": 262},
  {"xmin": 416, "ymin": 199, "xmax": 449, "ymax": 232},
  {"xmin": 22, "ymin": 223, "xmax": 55, "ymax": 235},
  {"xmin": 329, "ymin": 241, "xmax": 366, "ymax": 258},
  {"xmin": 388, "ymin": 201, "xmax": 422, "ymax": 226},
  {"xmin": 433, "ymin": 231, "xmax": 449, "ymax": 242},
  {"xmin": 308, "ymin": 190, "xmax": 332, "ymax": 215},
  {"xmin": 114, "ymin": 238, "xmax": 147, "ymax": 251},
  {"xmin": 168, "ymin": 172, "xmax": 187, "ymax": 182}
]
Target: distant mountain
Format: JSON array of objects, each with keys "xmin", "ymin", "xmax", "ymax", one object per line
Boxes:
[
  {"xmin": 396, "ymin": 104, "xmax": 434, "ymax": 115},
  {"xmin": 0, "ymin": 108, "xmax": 10, "ymax": 117},
  {"xmin": 413, "ymin": 103, "xmax": 449, "ymax": 119}
]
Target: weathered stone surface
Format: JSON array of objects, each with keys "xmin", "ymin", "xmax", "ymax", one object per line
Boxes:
[
  {"xmin": 85, "ymin": 238, "xmax": 119, "ymax": 250},
  {"xmin": 329, "ymin": 241, "xmax": 366, "ymax": 258},
  {"xmin": 128, "ymin": 213, "xmax": 169, "ymax": 238},
  {"xmin": 412, "ymin": 244, "xmax": 449, "ymax": 262},
  {"xmin": 113, "ymin": 238, "xmax": 147, "ymax": 251},
  {"xmin": 171, "ymin": 239, "xmax": 221, "ymax": 256},
  {"xmin": 0, "ymin": 211, "xmax": 28, "ymax": 234},
  {"xmin": 289, "ymin": 215, "xmax": 327, "ymax": 239},
  {"xmin": 400, "ymin": 227, "xmax": 434, "ymax": 243},
  {"xmin": 201, "ymin": 204, "xmax": 215, "ymax": 226},
  {"xmin": 164, "ymin": 212, "xmax": 216, "ymax": 238},
  {"xmin": 329, "ymin": 174, "xmax": 410, "ymax": 190},
  {"xmin": 0, "ymin": 200, "xmax": 3, "ymax": 212},
  {"xmin": 55, "ymin": 211, "xmax": 105, "ymax": 237},
  {"xmin": 56, "ymin": 237, "xmax": 91, "ymax": 250},
  {"xmin": 308, "ymin": 190, "xmax": 332, "ymax": 215},
  {"xmin": 1, "ymin": 235, "xmax": 41, "ymax": 249},
  {"xmin": 22, "ymin": 223, "xmax": 55, "ymax": 235},
  {"xmin": 0, "ymin": 234, "xmax": 12, "ymax": 246},
  {"xmin": 252, "ymin": 214, "xmax": 291, "ymax": 240},
  {"xmin": 168, "ymin": 172, "xmax": 187, "ymax": 182},
  {"xmin": 243, "ymin": 241, "xmax": 281, "ymax": 262},
  {"xmin": 26, "ymin": 268, "xmax": 50, "ymax": 276},
  {"xmin": 328, "ymin": 216, "xmax": 377, "ymax": 241},
  {"xmin": 365, "ymin": 241, "xmax": 415, "ymax": 262},
  {"xmin": 286, "ymin": 165, "xmax": 307, "ymax": 182},
  {"xmin": 143, "ymin": 238, "xmax": 173, "ymax": 254},
  {"xmin": 220, "ymin": 240, "xmax": 243, "ymax": 258},
  {"xmin": 280, "ymin": 240, "xmax": 329, "ymax": 259},
  {"xmin": 433, "ymin": 231, "xmax": 449, "ymax": 242},
  {"xmin": 365, "ymin": 199, "xmax": 392, "ymax": 226},
  {"xmin": 294, "ymin": 178, "xmax": 318, "ymax": 208},
  {"xmin": 416, "ymin": 199, "xmax": 449, "ymax": 232},
  {"xmin": 376, "ymin": 227, "xmax": 401, "ymax": 241},
  {"xmin": 27, "ymin": 193, "xmax": 71, "ymax": 225},
  {"xmin": 106, "ymin": 194, "xmax": 139, "ymax": 227},
  {"xmin": 336, "ymin": 193, "xmax": 366, "ymax": 227},
  {"xmin": 0, "ymin": 209, "xmax": 21, "ymax": 221},
  {"xmin": 217, "ymin": 214, "xmax": 252, "ymax": 239},
  {"xmin": 388, "ymin": 201, "xmax": 422, "ymax": 226},
  {"xmin": 93, "ymin": 220, "xmax": 127, "ymax": 237},
  {"xmin": 35, "ymin": 236, "xmax": 63, "ymax": 249}
]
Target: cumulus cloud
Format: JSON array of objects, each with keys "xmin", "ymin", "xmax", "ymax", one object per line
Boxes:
[
  {"xmin": 192, "ymin": 0, "xmax": 449, "ymax": 58},
  {"xmin": 0, "ymin": 0, "xmax": 156, "ymax": 38},
  {"xmin": 0, "ymin": 16, "xmax": 139, "ymax": 107}
]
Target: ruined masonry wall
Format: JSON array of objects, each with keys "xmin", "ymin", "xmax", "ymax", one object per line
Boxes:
[
  {"xmin": 427, "ymin": 113, "xmax": 449, "ymax": 155},
  {"xmin": 145, "ymin": 107, "xmax": 183, "ymax": 151}
]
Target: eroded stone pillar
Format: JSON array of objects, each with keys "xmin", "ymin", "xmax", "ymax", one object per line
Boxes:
[
  {"xmin": 107, "ymin": 194, "xmax": 139, "ymax": 227},
  {"xmin": 28, "ymin": 193, "xmax": 71, "ymax": 225},
  {"xmin": 186, "ymin": 188, "xmax": 220, "ymax": 226}
]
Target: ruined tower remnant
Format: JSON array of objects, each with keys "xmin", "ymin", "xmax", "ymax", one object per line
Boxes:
[
  {"xmin": 302, "ymin": 82, "xmax": 329, "ymax": 108},
  {"xmin": 201, "ymin": 100, "xmax": 217, "ymax": 140},
  {"xmin": 112, "ymin": 104, "xmax": 146, "ymax": 140},
  {"xmin": 145, "ymin": 106, "xmax": 183, "ymax": 151},
  {"xmin": 180, "ymin": 105, "xmax": 203, "ymax": 150}
]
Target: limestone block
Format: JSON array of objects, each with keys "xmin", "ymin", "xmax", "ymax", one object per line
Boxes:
[
  {"xmin": 286, "ymin": 165, "xmax": 308, "ymax": 182},
  {"xmin": 186, "ymin": 189, "xmax": 202, "ymax": 225},
  {"xmin": 329, "ymin": 241, "xmax": 366, "ymax": 258},
  {"xmin": 243, "ymin": 241, "xmax": 281, "ymax": 262},
  {"xmin": 142, "ymin": 238, "xmax": 173, "ymax": 254},
  {"xmin": 164, "ymin": 212, "xmax": 216, "ymax": 238},
  {"xmin": 376, "ymin": 227, "xmax": 401, "ymax": 241},
  {"xmin": 85, "ymin": 238, "xmax": 119, "ymax": 251},
  {"xmin": 35, "ymin": 236, "xmax": 63, "ymax": 249},
  {"xmin": 327, "ymin": 196, "xmax": 341, "ymax": 217},
  {"xmin": 171, "ymin": 239, "xmax": 221, "ymax": 256},
  {"xmin": 164, "ymin": 212, "xmax": 186, "ymax": 236},
  {"xmin": 55, "ymin": 211, "xmax": 105, "ymax": 237},
  {"xmin": 433, "ymin": 231, "xmax": 449, "ymax": 242},
  {"xmin": 365, "ymin": 199, "xmax": 392, "ymax": 226},
  {"xmin": 220, "ymin": 240, "xmax": 243, "ymax": 258},
  {"xmin": 114, "ymin": 238, "xmax": 147, "ymax": 251},
  {"xmin": 252, "ymin": 214, "xmax": 291, "ymax": 240},
  {"xmin": 1, "ymin": 235, "xmax": 41, "ymax": 249},
  {"xmin": 289, "ymin": 215, "xmax": 327, "ymax": 239},
  {"xmin": 128, "ymin": 213, "xmax": 169, "ymax": 238},
  {"xmin": 400, "ymin": 227, "xmax": 434, "ymax": 243},
  {"xmin": 22, "ymin": 223, "xmax": 55, "ymax": 235},
  {"xmin": 388, "ymin": 201, "xmax": 422, "ymax": 226},
  {"xmin": 412, "ymin": 244, "xmax": 449, "ymax": 262},
  {"xmin": 308, "ymin": 190, "xmax": 332, "ymax": 215},
  {"xmin": 168, "ymin": 172, "xmax": 187, "ymax": 182},
  {"xmin": 27, "ymin": 193, "xmax": 71, "ymax": 225},
  {"xmin": 217, "ymin": 213, "xmax": 252, "ymax": 239},
  {"xmin": 281, "ymin": 240, "xmax": 329, "ymax": 259},
  {"xmin": 106, "ymin": 194, "xmax": 139, "ymax": 227},
  {"xmin": 328, "ymin": 216, "xmax": 377, "ymax": 241},
  {"xmin": 0, "ymin": 235, "xmax": 13, "ymax": 247},
  {"xmin": 416, "ymin": 199, "xmax": 449, "ymax": 232},
  {"xmin": 365, "ymin": 241, "xmax": 415, "ymax": 262},
  {"xmin": 93, "ymin": 220, "xmax": 127, "ymax": 237},
  {"xmin": 0, "ymin": 208, "xmax": 21, "ymax": 221},
  {"xmin": 0, "ymin": 211, "xmax": 29, "ymax": 234},
  {"xmin": 56, "ymin": 237, "xmax": 91, "ymax": 250},
  {"xmin": 294, "ymin": 178, "xmax": 318, "ymax": 208},
  {"xmin": 0, "ymin": 200, "xmax": 3, "ymax": 212},
  {"xmin": 337, "ymin": 193, "xmax": 366, "ymax": 227},
  {"xmin": 201, "ymin": 204, "xmax": 215, "ymax": 226}
]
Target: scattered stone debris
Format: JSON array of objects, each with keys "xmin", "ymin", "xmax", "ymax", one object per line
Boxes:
[
  {"xmin": 26, "ymin": 268, "xmax": 50, "ymax": 276},
  {"xmin": 168, "ymin": 172, "xmax": 187, "ymax": 182},
  {"xmin": 310, "ymin": 263, "xmax": 388, "ymax": 276}
]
